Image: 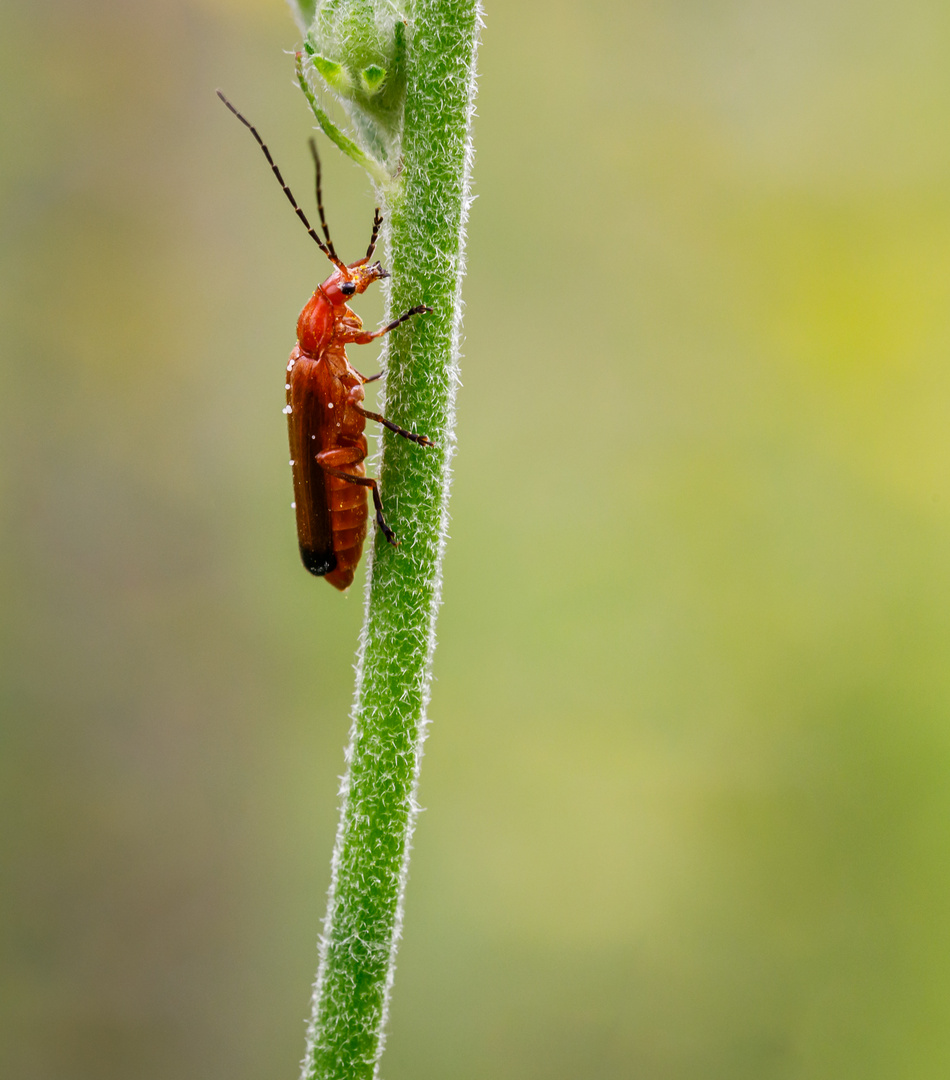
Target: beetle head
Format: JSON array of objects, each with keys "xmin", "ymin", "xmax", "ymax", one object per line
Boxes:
[{"xmin": 322, "ymin": 261, "xmax": 389, "ymax": 306}]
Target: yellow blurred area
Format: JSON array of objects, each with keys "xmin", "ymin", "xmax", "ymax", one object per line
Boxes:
[{"xmin": 4, "ymin": 1, "xmax": 950, "ymax": 1078}]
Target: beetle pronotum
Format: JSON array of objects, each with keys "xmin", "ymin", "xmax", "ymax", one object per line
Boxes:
[{"xmin": 218, "ymin": 91, "xmax": 433, "ymax": 589}]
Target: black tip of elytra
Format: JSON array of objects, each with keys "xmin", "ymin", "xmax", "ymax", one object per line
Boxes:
[{"xmin": 300, "ymin": 546, "xmax": 337, "ymax": 577}]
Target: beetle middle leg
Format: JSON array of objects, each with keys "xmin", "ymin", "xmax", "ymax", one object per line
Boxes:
[
  {"xmin": 339, "ymin": 384, "xmax": 433, "ymax": 446},
  {"xmin": 355, "ymin": 406, "xmax": 433, "ymax": 447}
]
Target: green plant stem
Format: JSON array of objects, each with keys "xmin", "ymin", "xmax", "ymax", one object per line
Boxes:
[{"xmin": 300, "ymin": 3, "xmax": 481, "ymax": 1079}]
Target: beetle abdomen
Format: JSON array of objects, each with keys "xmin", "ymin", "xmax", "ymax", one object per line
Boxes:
[{"xmin": 322, "ymin": 440, "xmax": 369, "ymax": 590}]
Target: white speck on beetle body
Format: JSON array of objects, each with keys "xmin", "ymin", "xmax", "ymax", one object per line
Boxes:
[
  {"xmin": 285, "ymin": 383, "xmax": 291, "ymax": 390},
  {"xmin": 291, "ymin": 501, "xmax": 296, "ymax": 509},
  {"xmin": 283, "ymin": 405, "xmax": 292, "ymax": 414},
  {"xmin": 289, "ymin": 459, "xmax": 295, "ymax": 466},
  {"xmin": 328, "ymin": 402, "xmax": 334, "ymax": 409}
]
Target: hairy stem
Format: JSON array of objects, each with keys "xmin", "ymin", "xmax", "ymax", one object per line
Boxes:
[{"xmin": 299, "ymin": 3, "xmax": 481, "ymax": 1079}]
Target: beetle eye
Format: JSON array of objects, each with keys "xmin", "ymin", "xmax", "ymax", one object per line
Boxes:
[{"xmin": 340, "ymin": 281, "xmax": 356, "ymax": 296}]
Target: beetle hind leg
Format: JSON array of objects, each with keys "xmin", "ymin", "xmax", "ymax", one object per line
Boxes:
[{"xmin": 321, "ymin": 466, "xmax": 398, "ymax": 546}]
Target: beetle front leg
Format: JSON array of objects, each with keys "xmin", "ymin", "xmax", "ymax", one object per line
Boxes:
[{"xmin": 344, "ymin": 304, "xmax": 432, "ymax": 345}]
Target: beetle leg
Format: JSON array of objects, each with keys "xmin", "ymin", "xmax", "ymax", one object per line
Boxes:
[
  {"xmin": 344, "ymin": 304, "xmax": 432, "ymax": 344},
  {"xmin": 320, "ymin": 465, "xmax": 398, "ymax": 546},
  {"xmin": 354, "ymin": 405, "xmax": 433, "ymax": 447},
  {"xmin": 348, "ymin": 366, "xmax": 382, "ymax": 384},
  {"xmin": 316, "ymin": 446, "xmax": 364, "ymax": 469}
]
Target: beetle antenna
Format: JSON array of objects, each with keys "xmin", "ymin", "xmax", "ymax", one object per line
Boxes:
[
  {"xmin": 217, "ymin": 90, "xmax": 346, "ymax": 272},
  {"xmin": 365, "ymin": 208, "xmax": 383, "ymax": 261},
  {"xmin": 308, "ymin": 138, "xmax": 340, "ymax": 264}
]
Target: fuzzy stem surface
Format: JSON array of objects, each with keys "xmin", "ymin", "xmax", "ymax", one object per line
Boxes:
[{"xmin": 300, "ymin": 3, "xmax": 481, "ymax": 1079}]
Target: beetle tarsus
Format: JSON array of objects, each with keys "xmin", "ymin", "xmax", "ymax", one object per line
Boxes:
[{"xmin": 378, "ymin": 514, "xmax": 398, "ymax": 546}]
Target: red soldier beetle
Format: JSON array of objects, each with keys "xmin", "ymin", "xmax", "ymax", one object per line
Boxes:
[{"xmin": 218, "ymin": 91, "xmax": 433, "ymax": 590}]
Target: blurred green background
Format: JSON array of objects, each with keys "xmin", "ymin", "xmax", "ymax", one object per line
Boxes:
[{"xmin": 4, "ymin": 1, "xmax": 950, "ymax": 1077}]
